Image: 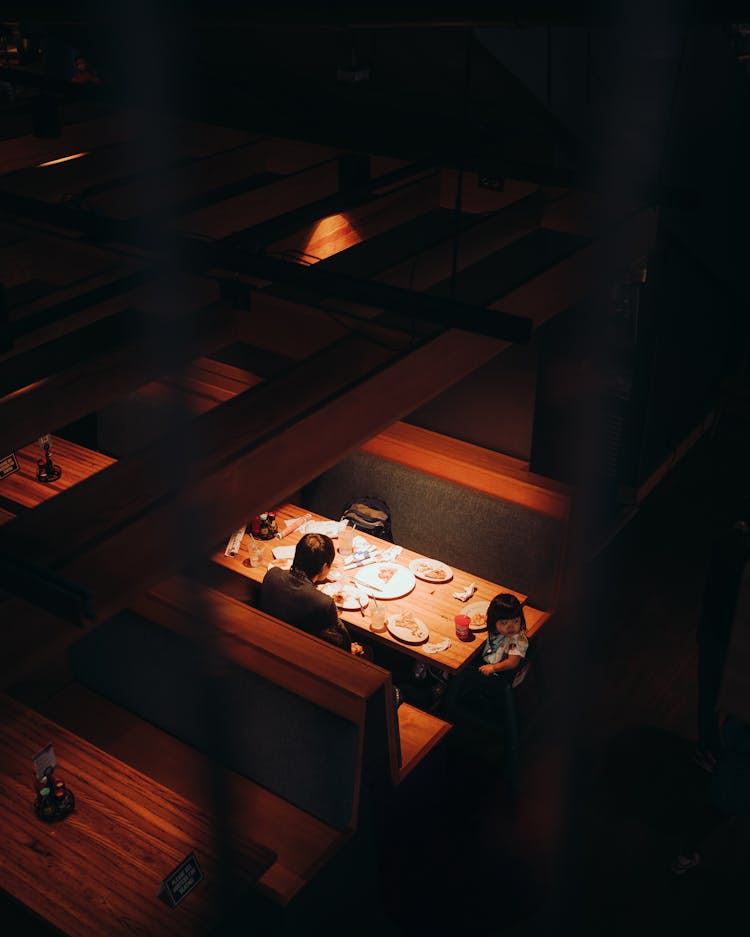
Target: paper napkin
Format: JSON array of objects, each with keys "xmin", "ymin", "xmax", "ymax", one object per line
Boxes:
[
  {"xmin": 380, "ymin": 546, "xmax": 403, "ymax": 563},
  {"xmin": 271, "ymin": 545, "xmax": 296, "ymax": 560},
  {"xmin": 452, "ymin": 581, "xmax": 477, "ymax": 602},
  {"xmin": 422, "ymin": 638, "xmax": 451, "ymax": 654}
]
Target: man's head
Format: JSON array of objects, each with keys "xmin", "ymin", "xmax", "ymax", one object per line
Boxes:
[{"xmin": 292, "ymin": 533, "xmax": 335, "ymax": 582}]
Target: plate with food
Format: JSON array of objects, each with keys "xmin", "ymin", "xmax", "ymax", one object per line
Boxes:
[
  {"xmin": 409, "ymin": 557, "xmax": 453, "ymax": 583},
  {"xmin": 387, "ymin": 611, "xmax": 429, "ymax": 645},
  {"xmin": 354, "ymin": 562, "xmax": 416, "ymax": 600},
  {"xmin": 319, "ymin": 583, "xmax": 369, "ymax": 611},
  {"xmin": 464, "ymin": 600, "xmax": 490, "ymax": 632}
]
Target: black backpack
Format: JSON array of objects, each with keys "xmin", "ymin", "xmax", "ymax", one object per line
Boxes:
[{"xmin": 340, "ymin": 497, "xmax": 393, "ymax": 542}]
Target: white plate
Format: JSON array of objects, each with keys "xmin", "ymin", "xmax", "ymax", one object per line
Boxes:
[
  {"xmin": 303, "ymin": 520, "xmax": 343, "ymax": 538},
  {"xmin": 408, "ymin": 557, "xmax": 453, "ymax": 583},
  {"xmin": 387, "ymin": 612, "xmax": 429, "ymax": 645},
  {"xmin": 353, "ymin": 562, "xmax": 416, "ymax": 600},
  {"xmin": 319, "ymin": 583, "xmax": 369, "ymax": 611},
  {"xmin": 464, "ymin": 600, "xmax": 490, "ymax": 632}
]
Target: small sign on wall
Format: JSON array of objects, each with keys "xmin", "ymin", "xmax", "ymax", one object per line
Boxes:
[
  {"xmin": 0, "ymin": 453, "xmax": 19, "ymax": 480},
  {"xmin": 159, "ymin": 853, "xmax": 203, "ymax": 907}
]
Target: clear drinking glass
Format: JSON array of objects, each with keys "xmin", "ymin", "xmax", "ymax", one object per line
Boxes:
[
  {"xmin": 339, "ymin": 524, "xmax": 353, "ymax": 557},
  {"xmin": 370, "ymin": 600, "xmax": 386, "ymax": 632}
]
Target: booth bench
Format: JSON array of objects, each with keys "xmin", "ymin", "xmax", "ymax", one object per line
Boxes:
[
  {"xmin": 303, "ymin": 421, "xmax": 571, "ymax": 620},
  {"xmin": 63, "ymin": 575, "xmax": 450, "ymax": 930}
]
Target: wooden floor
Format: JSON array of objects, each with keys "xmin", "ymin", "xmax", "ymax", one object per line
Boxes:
[{"xmin": 5, "ymin": 379, "xmax": 750, "ymax": 937}]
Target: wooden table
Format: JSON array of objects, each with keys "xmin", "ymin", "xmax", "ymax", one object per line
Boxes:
[
  {"xmin": 211, "ymin": 503, "xmax": 528, "ymax": 674},
  {"xmin": 0, "ymin": 694, "xmax": 276, "ymax": 936},
  {"xmin": 0, "ymin": 436, "xmax": 115, "ymax": 521}
]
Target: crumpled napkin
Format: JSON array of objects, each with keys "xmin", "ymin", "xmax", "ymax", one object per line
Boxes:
[
  {"xmin": 380, "ymin": 545, "xmax": 403, "ymax": 562},
  {"xmin": 422, "ymin": 638, "xmax": 451, "ymax": 654},
  {"xmin": 352, "ymin": 535, "xmax": 370, "ymax": 554},
  {"xmin": 452, "ymin": 581, "xmax": 477, "ymax": 602}
]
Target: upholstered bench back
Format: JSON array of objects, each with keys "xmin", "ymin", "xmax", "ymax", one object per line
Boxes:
[
  {"xmin": 69, "ymin": 610, "xmax": 359, "ymax": 829},
  {"xmin": 302, "ymin": 451, "xmax": 564, "ymax": 610}
]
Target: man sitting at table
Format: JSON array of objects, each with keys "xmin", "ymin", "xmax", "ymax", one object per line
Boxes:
[{"xmin": 260, "ymin": 532, "xmax": 366, "ymax": 656}]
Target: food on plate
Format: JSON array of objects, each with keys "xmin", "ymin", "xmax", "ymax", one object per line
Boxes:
[
  {"xmin": 378, "ymin": 565, "xmax": 397, "ymax": 583},
  {"xmin": 470, "ymin": 611, "xmax": 487, "ymax": 629},
  {"xmin": 414, "ymin": 561, "xmax": 448, "ymax": 580},
  {"xmin": 393, "ymin": 611, "xmax": 424, "ymax": 638}
]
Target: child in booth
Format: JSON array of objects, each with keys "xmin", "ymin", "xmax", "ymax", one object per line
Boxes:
[
  {"xmin": 439, "ymin": 593, "xmax": 528, "ymax": 717},
  {"xmin": 479, "ymin": 593, "xmax": 528, "ymax": 679}
]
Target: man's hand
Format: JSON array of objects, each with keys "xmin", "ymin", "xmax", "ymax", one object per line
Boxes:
[
  {"xmin": 479, "ymin": 664, "xmax": 495, "ymax": 677},
  {"xmin": 351, "ymin": 642, "xmax": 365, "ymax": 656}
]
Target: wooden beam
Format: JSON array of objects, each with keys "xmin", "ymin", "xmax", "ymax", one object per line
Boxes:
[
  {"xmin": 491, "ymin": 207, "xmax": 658, "ymax": 327},
  {"xmin": 226, "ymin": 252, "xmax": 532, "ymax": 343},
  {"xmin": 0, "ymin": 333, "xmax": 392, "ymax": 574},
  {"xmin": 81, "ymin": 140, "xmax": 267, "ymax": 220},
  {"xmin": 235, "ymin": 289, "xmax": 415, "ymax": 359},
  {"xmin": 375, "ymin": 189, "xmax": 546, "ymax": 291},
  {"xmin": 0, "ymin": 327, "xmax": 506, "ymax": 629},
  {"xmin": 266, "ymin": 170, "xmax": 440, "ymax": 263},
  {"xmin": 177, "ymin": 160, "xmax": 342, "ymax": 240},
  {"xmin": 0, "ymin": 301, "xmax": 238, "ymax": 453}
]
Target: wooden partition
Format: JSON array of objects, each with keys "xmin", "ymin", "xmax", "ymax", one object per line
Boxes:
[
  {"xmin": 59, "ymin": 574, "xmax": 450, "ymax": 907},
  {"xmin": 132, "ymin": 576, "xmax": 448, "ymax": 786},
  {"xmin": 361, "ymin": 420, "xmax": 571, "ymax": 520}
]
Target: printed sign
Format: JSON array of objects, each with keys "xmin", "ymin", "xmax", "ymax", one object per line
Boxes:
[
  {"xmin": 160, "ymin": 853, "xmax": 203, "ymax": 907},
  {"xmin": 0, "ymin": 453, "xmax": 19, "ymax": 480},
  {"xmin": 32, "ymin": 743, "xmax": 57, "ymax": 781}
]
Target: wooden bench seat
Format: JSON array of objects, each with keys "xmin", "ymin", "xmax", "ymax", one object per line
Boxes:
[
  {"xmin": 396, "ymin": 702, "xmax": 452, "ymax": 782},
  {"xmin": 66, "ymin": 574, "xmax": 452, "ymax": 836}
]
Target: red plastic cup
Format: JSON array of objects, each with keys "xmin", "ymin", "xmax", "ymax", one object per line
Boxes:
[{"xmin": 454, "ymin": 614, "xmax": 471, "ymax": 641}]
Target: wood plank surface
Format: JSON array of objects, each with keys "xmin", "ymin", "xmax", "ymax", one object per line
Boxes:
[
  {"xmin": 211, "ymin": 503, "xmax": 527, "ymax": 674},
  {"xmin": 0, "ymin": 436, "xmax": 115, "ymax": 511},
  {"xmin": 178, "ymin": 160, "xmax": 341, "ymax": 240},
  {"xmin": 0, "ymin": 693, "xmax": 275, "ymax": 937},
  {"xmin": 0, "ymin": 303, "xmax": 239, "ymax": 454}
]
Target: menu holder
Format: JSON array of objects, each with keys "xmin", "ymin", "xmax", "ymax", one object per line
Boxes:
[
  {"xmin": 159, "ymin": 852, "xmax": 203, "ymax": 907},
  {"xmin": 32, "ymin": 743, "xmax": 57, "ymax": 781},
  {"xmin": 0, "ymin": 452, "xmax": 19, "ymax": 480}
]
